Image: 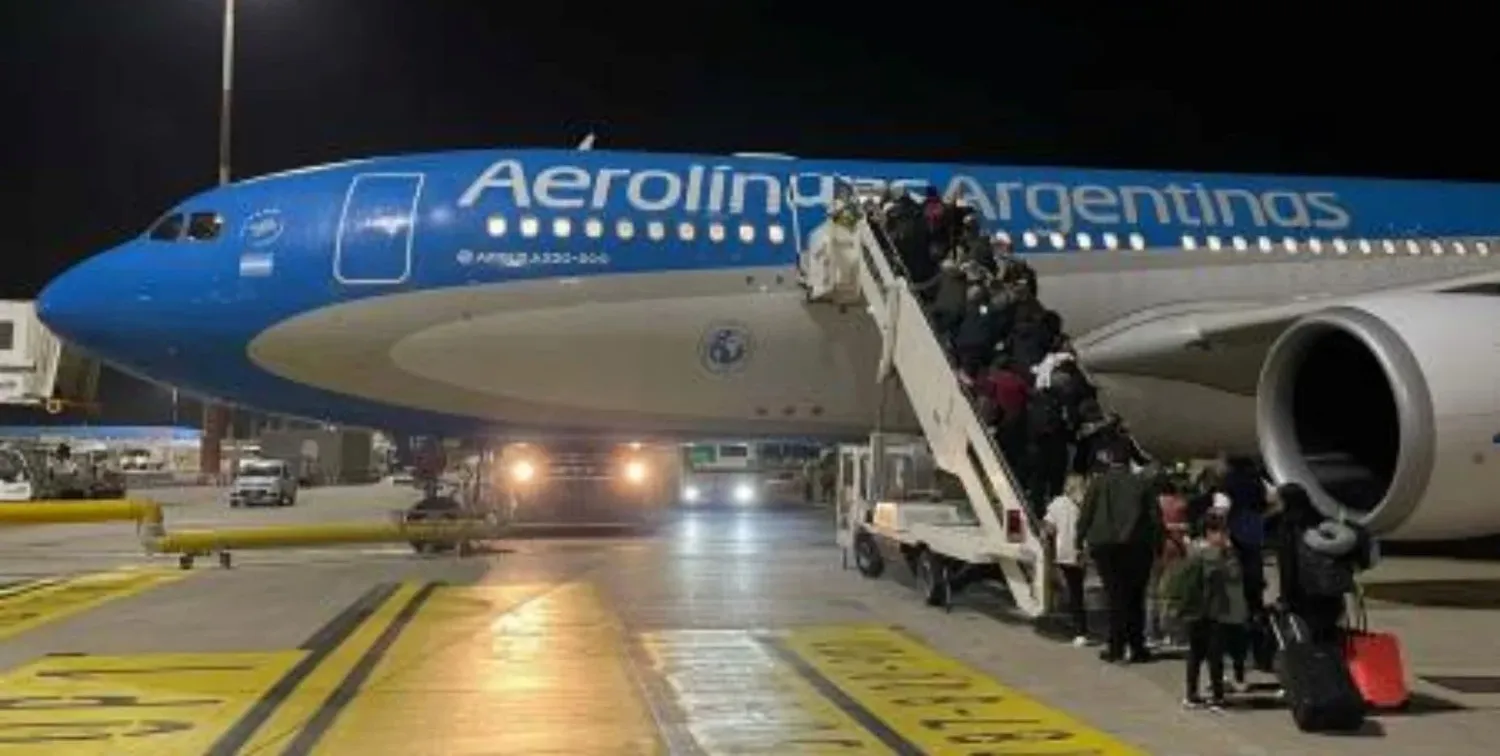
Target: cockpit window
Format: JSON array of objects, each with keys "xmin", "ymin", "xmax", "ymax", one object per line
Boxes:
[
  {"xmin": 186, "ymin": 212, "xmax": 224, "ymax": 241},
  {"xmin": 148, "ymin": 213, "xmax": 184, "ymax": 241}
]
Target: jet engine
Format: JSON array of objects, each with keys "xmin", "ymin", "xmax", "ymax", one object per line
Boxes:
[{"xmin": 1257, "ymin": 292, "xmax": 1500, "ymax": 540}]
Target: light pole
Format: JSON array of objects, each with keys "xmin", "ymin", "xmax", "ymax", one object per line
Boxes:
[
  {"xmin": 202, "ymin": 0, "xmax": 237, "ymax": 477},
  {"xmin": 218, "ymin": 0, "xmax": 236, "ymax": 186}
]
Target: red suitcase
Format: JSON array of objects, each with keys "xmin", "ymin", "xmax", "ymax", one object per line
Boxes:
[{"xmin": 1345, "ymin": 592, "xmax": 1410, "ymax": 710}]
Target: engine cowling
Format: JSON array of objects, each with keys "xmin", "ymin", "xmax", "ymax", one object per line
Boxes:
[{"xmin": 1257, "ymin": 292, "xmax": 1500, "ymax": 540}]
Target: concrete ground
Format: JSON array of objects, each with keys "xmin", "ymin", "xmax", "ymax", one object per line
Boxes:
[{"xmin": 0, "ymin": 484, "xmax": 1495, "ymax": 754}]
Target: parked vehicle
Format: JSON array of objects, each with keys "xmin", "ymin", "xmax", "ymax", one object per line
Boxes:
[{"xmin": 229, "ymin": 458, "xmax": 299, "ymax": 507}]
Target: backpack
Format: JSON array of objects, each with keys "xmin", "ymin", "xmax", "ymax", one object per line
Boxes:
[
  {"xmin": 1297, "ymin": 532, "xmax": 1357, "ymax": 598},
  {"xmin": 1161, "ymin": 554, "xmax": 1206, "ymax": 620},
  {"xmin": 1028, "ymin": 391, "xmax": 1064, "ymax": 437}
]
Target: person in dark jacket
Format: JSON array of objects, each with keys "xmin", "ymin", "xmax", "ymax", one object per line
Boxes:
[
  {"xmin": 1077, "ymin": 447, "xmax": 1165, "ymax": 663},
  {"xmin": 926, "ymin": 260, "xmax": 969, "ymax": 345},
  {"xmin": 1221, "ymin": 457, "xmax": 1268, "ymax": 615},
  {"xmin": 1025, "ymin": 386, "xmax": 1070, "ymax": 512},
  {"xmin": 1273, "ymin": 482, "xmax": 1345, "ymax": 644},
  {"xmin": 954, "ymin": 286, "xmax": 1001, "ymax": 374}
]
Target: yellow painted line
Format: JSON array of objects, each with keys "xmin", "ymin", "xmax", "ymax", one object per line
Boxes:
[
  {"xmin": 230, "ymin": 581, "xmax": 428, "ymax": 755},
  {"xmin": 0, "ymin": 578, "xmax": 63, "ymax": 599},
  {"xmin": 0, "ymin": 650, "xmax": 304, "ymax": 754},
  {"xmin": 0, "ymin": 569, "xmax": 187, "ymax": 643},
  {"xmin": 780, "ymin": 625, "xmax": 1149, "ymax": 756},
  {"xmin": 302, "ymin": 582, "xmax": 663, "ymax": 755},
  {"xmin": 642, "ymin": 629, "xmax": 898, "ymax": 755}
]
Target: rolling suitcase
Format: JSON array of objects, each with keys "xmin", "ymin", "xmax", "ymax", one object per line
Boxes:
[{"xmin": 1269, "ymin": 609, "xmax": 1367, "ymax": 732}]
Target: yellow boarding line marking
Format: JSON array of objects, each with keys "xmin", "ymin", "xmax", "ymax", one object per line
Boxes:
[
  {"xmin": 230, "ymin": 581, "xmax": 430, "ymax": 755},
  {"xmin": 0, "ymin": 650, "xmax": 304, "ymax": 754},
  {"xmin": 0, "ymin": 578, "xmax": 64, "ymax": 599},
  {"xmin": 642, "ymin": 629, "xmax": 898, "ymax": 755},
  {"xmin": 780, "ymin": 625, "xmax": 1150, "ymax": 756},
  {"xmin": 0, "ymin": 568, "xmax": 188, "ymax": 644},
  {"xmin": 304, "ymin": 582, "xmax": 664, "ymax": 756}
]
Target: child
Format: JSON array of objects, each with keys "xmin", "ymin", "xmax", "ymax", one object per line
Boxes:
[
  {"xmin": 1165, "ymin": 513, "xmax": 1249, "ymax": 711},
  {"xmin": 1045, "ymin": 477, "xmax": 1089, "ymax": 647}
]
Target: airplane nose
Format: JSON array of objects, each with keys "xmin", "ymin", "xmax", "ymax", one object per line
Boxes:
[
  {"xmin": 37, "ymin": 259, "xmax": 102, "ymax": 346},
  {"xmin": 37, "ymin": 245, "xmax": 158, "ymax": 353}
]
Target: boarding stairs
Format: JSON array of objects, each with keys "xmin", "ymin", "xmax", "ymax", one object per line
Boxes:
[{"xmin": 799, "ymin": 202, "xmax": 1053, "ymax": 618}]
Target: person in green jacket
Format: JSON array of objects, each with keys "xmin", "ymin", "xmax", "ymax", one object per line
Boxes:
[
  {"xmin": 1166, "ymin": 513, "xmax": 1249, "ymax": 711},
  {"xmin": 1076, "ymin": 446, "xmax": 1164, "ymax": 663}
]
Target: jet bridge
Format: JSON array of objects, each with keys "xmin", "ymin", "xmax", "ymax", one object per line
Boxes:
[
  {"xmin": 801, "ymin": 201, "xmax": 1054, "ymax": 618},
  {"xmin": 0, "ymin": 299, "xmax": 99, "ymax": 415}
]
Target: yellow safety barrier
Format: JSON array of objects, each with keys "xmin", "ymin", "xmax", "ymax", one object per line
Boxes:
[
  {"xmin": 147, "ymin": 520, "xmax": 505, "ymax": 553},
  {"xmin": 0, "ymin": 497, "xmax": 504, "ymax": 570},
  {"xmin": 0, "ymin": 499, "xmax": 163, "ymax": 528}
]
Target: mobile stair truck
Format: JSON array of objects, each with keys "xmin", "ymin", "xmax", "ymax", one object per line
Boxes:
[{"xmin": 798, "ymin": 188, "xmax": 1054, "ymax": 618}]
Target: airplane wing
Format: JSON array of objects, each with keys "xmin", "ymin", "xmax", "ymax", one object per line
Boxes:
[{"xmin": 1074, "ymin": 267, "xmax": 1500, "ymax": 395}]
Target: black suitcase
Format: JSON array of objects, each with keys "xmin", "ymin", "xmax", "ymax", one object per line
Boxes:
[{"xmin": 1269, "ymin": 610, "xmax": 1367, "ymax": 732}]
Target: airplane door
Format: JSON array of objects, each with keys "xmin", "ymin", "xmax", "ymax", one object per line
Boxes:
[{"xmin": 333, "ymin": 172, "xmax": 425, "ymax": 285}]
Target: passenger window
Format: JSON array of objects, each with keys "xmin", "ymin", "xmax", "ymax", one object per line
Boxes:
[
  {"xmin": 187, "ymin": 212, "xmax": 224, "ymax": 241},
  {"xmin": 0, "ymin": 320, "xmax": 13, "ymax": 351},
  {"xmin": 148, "ymin": 213, "xmax": 185, "ymax": 241}
]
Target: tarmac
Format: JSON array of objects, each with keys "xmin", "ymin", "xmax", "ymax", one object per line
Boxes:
[{"xmin": 0, "ymin": 483, "xmax": 1497, "ymax": 754}]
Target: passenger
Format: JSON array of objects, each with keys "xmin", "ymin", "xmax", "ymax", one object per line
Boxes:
[
  {"xmin": 959, "ymin": 214, "xmax": 995, "ymax": 272},
  {"xmin": 1025, "ymin": 385, "xmax": 1070, "ymax": 512},
  {"xmin": 1071, "ymin": 399, "xmax": 1109, "ymax": 476},
  {"xmin": 921, "ymin": 186, "xmax": 948, "ymax": 259},
  {"xmin": 954, "ymin": 285, "xmax": 1000, "ymax": 375},
  {"xmin": 1273, "ymin": 482, "xmax": 1376, "ymax": 645},
  {"xmin": 1051, "ymin": 359, "xmax": 1095, "ymax": 434},
  {"xmin": 1148, "ymin": 482, "xmax": 1191, "ymax": 648},
  {"xmin": 1007, "ymin": 295, "xmax": 1051, "ymax": 369},
  {"xmin": 1222, "ymin": 456, "xmax": 1268, "ymax": 616},
  {"xmin": 1194, "ymin": 452, "xmax": 1229, "ymax": 495},
  {"xmin": 1167, "ymin": 512, "xmax": 1248, "ymax": 711},
  {"xmin": 889, "ymin": 198, "xmax": 939, "ymax": 293},
  {"xmin": 980, "ymin": 358, "xmax": 1031, "ymax": 474},
  {"xmin": 1046, "ymin": 476, "xmax": 1091, "ymax": 647},
  {"xmin": 1033, "ymin": 349, "xmax": 1074, "ymax": 391},
  {"xmin": 1002, "ymin": 254, "xmax": 1039, "ymax": 297},
  {"xmin": 927, "ymin": 259, "xmax": 969, "ymax": 347},
  {"xmin": 1076, "ymin": 445, "xmax": 1164, "ymax": 663}
]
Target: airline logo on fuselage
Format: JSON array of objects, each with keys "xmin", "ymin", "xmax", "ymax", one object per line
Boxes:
[{"xmin": 456, "ymin": 158, "xmax": 1352, "ymax": 234}]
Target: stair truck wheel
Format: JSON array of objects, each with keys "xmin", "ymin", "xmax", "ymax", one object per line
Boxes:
[
  {"xmin": 916, "ymin": 548, "xmax": 951, "ymax": 609},
  {"xmin": 853, "ymin": 532, "xmax": 884, "ymax": 578}
]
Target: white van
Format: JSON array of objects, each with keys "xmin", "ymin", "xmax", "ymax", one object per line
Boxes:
[{"xmin": 230, "ymin": 458, "xmax": 299, "ymax": 507}]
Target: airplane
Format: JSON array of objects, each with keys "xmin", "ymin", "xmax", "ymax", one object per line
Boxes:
[{"xmin": 33, "ymin": 146, "xmax": 1500, "ymax": 541}]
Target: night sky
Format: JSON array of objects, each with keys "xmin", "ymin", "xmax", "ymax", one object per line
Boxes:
[
  {"xmin": 0, "ymin": 1, "xmax": 1492, "ymax": 426},
  {"xmin": 3, "ymin": 1, "xmax": 1493, "ymax": 299}
]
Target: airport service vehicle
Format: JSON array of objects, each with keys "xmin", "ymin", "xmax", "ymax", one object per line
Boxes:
[
  {"xmin": 679, "ymin": 442, "xmax": 765, "ymax": 506},
  {"xmin": 495, "ymin": 440, "xmax": 677, "ymax": 525},
  {"xmin": 229, "ymin": 458, "xmax": 299, "ymax": 507},
  {"xmin": 0, "ymin": 442, "xmax": 126, "ymax": 501},
  {"xmin": 36, "ymin": 142, "xmax": 1500, "ymax": 598}
]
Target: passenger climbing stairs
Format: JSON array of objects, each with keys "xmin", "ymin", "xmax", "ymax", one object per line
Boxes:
[{"xmin": 798, "ymin": 198, "xmax": 1053, "ymax": 617}]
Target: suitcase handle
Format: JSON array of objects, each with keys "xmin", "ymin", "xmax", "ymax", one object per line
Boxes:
[{"xmin": 1344, "ymin": 582, "xmax": 1369, "ymax": 635}]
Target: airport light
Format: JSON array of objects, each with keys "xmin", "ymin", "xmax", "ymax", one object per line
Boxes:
[
  {"xmin": 733, "ymin": 482, "xmax": 755, "ymax": 505},
  {"xmin": 624, "ymin": 460, "xmax": 648, "ymax": 484},
  {"xmin": 511, "ymin": 460, "xmax": 535, "ymax": 483},
  {"xmin": 682, "ymin": 485, "xmax": 700, "ymax": 503}
]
